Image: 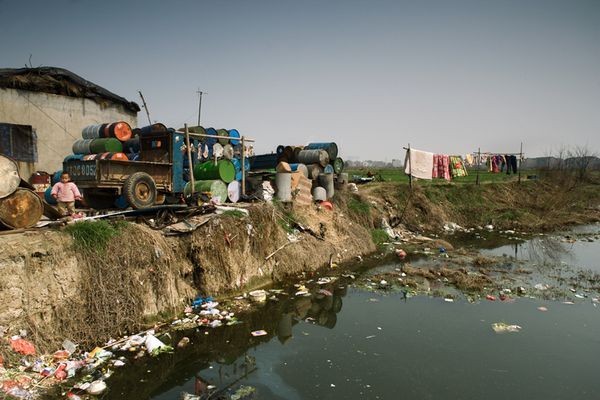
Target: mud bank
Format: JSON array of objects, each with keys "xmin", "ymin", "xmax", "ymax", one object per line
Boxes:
[{"xmin": 0, "ymin": 196, "xmax": 375, "ymax": 352}]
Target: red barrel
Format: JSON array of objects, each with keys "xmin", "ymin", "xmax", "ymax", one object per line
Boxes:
[
  {"xmin": 29, "ymin": 171, "xmax": 51, "ymax": 198},
  {"xmin": 104, "ymin": 121, "xmax": 133, "ymax": 142}
]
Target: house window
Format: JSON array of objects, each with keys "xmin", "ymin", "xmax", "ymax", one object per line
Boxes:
[{"xmin": 0, "ymin": 123, "xmax": 38, "ymax": 162}]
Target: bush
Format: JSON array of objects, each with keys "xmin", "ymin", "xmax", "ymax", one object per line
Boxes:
[{"xmin": 371, "ymin": 228, "xmax": 389, "ymax": 246}]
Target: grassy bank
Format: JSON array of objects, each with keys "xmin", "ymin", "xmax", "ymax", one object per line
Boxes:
[{"xmin": 359, "ymin": 178, "xmax": 600, "ymax": 232}]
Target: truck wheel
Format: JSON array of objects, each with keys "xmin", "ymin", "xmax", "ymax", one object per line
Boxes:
[
  {"xmin": 123, "ymin": 172, "xmax": 157, "ymax": 209},
  {"xmin": 83, "ymin": 189, "xmax": 117, "ymax": 210}
]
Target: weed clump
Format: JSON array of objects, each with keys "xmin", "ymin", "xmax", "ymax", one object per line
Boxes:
[
  {"xmin": 64, "ymin": 220, "xmax": 127, "ymax": 252},
  {"xmin": 371, "ymin": 228, "xmax": 389, "ymax": 246}
]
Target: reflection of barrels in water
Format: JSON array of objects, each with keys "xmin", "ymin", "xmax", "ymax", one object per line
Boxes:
[
  {"xmin": 332, "ymin": 296, "xmax": 343, "ymax": 313},
  {"xmin": 277, "ymin": 312, "xmax": 293, "ymax": 344},
  {"xmin": 0, "ymin": 188, "xmax": 43, "ymax": 229}
]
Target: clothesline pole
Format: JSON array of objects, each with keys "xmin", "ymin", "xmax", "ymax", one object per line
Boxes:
[
  {"xmin": 476, "ymin": 147, "xmax": 481, "ymax": 186},
  {"xmin": 518, "ymin": 142, "xmax": 523, "ymax": 184},
  {"xmin": 408, "ymin": 143, "xmax": 412, "ymax": 189}
]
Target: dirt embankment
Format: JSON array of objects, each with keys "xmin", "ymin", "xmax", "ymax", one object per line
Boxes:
[
  {"xmin": 1, "ymin": 180, "xmax": 599, "ymax": 352},
  {"xmin": 361, "ymin": 180, "xmax": 600, "ymax": 232},
  {"xmin": 0, "ymin": 194, "xmax": 375, "ymax": 352}
]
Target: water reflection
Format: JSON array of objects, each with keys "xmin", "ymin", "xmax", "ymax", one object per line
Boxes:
[{"xmin": 103, "ymin": 281, "xmax": 349, "ymax": 399}]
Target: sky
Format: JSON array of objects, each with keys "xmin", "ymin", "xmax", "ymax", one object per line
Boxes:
[{"xmin": 1, "ymin": 0, "xmax": 599, "ymax": 160}]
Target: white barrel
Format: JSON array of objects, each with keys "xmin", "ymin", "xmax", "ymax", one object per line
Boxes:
[
  {"xmin": 275, "ymin": 172, "xmax": 292, "ymax": 202},
  {"xmin": 227, "ymin": 181, "xmax": 240, "ymax": 203},
  {"xmin": 223, "ymin": 144, "xmax": 234, "ymax": 160},
  {"xmin": 318, "ymin": 173, "xmax": 335, "ymax": 199},
  {"xmin": 72, "ymin": 139, "xmax": 94, "ymax": 154},
  {"xmin": 307, "ymin": 163, "xmax": 324, "ymax": 180},
  {"xmin": 312, "ymin": 186, "xmax": 326, "ymax": 201},
  {"xmin": 212, "ymin": 143, "xmax": 224, "ymax": 159},
  {"xmin": 335, "ymin": 172, "xmax": 349, "ymax": 190},
  {"xmin": 0, "ymin": 155, "xmax": 21, "ymax": 199},
  {"xmin": 295, "ymin": 163, "xmax": 309, "ymax": 178}
]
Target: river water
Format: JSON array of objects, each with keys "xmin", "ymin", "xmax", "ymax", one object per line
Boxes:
[{"xmin": 106, "ymin": 225, "xmax": 600, "ymax": 400}]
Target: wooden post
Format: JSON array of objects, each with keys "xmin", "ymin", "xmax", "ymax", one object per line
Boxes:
[
  {"xmin": 518, "ymin": 142, "xmax": 523, "ymax": 184},
  {"xmin": 241, "ymin": 135, "xmax": 246, "ymax": 196},
  {"xmin": 476, "ymin": 147, "xmax": 481, "ymax": 186},
  {"xmin": 184, "ymin": 124, "xmax": 195, "ymax": 196},
  {"xmin": 408, "ymin": 143, "xmax": 412, "ymax": 189}
]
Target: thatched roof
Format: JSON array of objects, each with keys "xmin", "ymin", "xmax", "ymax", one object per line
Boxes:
[{"xmin": 0, "ymin": 67, "xmax": 140, "ymax": 114}]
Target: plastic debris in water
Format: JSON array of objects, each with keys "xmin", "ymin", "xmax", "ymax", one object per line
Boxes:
[
  {"xmin": 537, "ymin": 306, "xmax": 548, "ymax": 312},
  {"xmin": 251, "ymin": 330, "xmax": 267, "ymax": 337},
  {"xmin": 492, "ymin": 323, "xmax": 522, "ymax": 334}
]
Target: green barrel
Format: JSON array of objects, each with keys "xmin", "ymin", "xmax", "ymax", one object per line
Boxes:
[
  {"xmin": 90, "ymin": 138, "xmax": 123, "ymax": 153},
  {"xmin": 184, "ymin": 180, "xmax": 228, "ymax": 203},
  {"xmin": 216, "ymin": 129, "xmax": 230, "ymax": 145},
  {"xmin": 333, "ymin": 157, "xmax": 344, "ymax": 173},
  {"xmin": 193, "ymin": 160, "xmax": 235, "ymax": 183}
]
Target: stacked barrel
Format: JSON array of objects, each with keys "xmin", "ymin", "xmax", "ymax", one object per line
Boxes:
[
  {"xmin": 184, "ymin": 126, "xmax": 249, "ymax": 203},
  {"xmin": 249, "ymin": 142, "xmax": 345, "ymax": 204},
  {"xmin": 0, "ymin": 155, "xmax": 43, "ymax": 229},
  {"xmin": 67, "ymin": 121, "xmax": 133, "ymax": 162}
]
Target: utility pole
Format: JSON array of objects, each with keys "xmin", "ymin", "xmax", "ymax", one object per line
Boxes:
[
  {"xmin": 138, "ymin": 91, "xmax": 152, "ymax": 125},
  {"xmin": 197, "ymin": 89, "xmax": 206, "ymax": 126}
]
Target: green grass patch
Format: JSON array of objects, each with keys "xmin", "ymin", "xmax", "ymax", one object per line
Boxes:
[
  {"xmin": 221, "ymin": 210, "xmax": 247, "ymax": 219},
  {"xmin": 371, "ymin": 228, "xmax": 389, "ymax": 246},
  {"xmin": 64, "ymin": 220, "xmax": 128, "ymax": 253},
  {"xmin": 348, "ymin": 196, "xmax": 371, "ymax": 215}
]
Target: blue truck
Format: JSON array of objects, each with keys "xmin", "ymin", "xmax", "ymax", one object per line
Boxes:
[{"xmin": 63, "ymin": 130, "xmax": 198, "ymax": 209}]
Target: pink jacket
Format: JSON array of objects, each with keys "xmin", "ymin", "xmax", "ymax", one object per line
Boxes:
[{"xmin": 51, "ymin": 182, "xmax": 81, "ymax": 202}]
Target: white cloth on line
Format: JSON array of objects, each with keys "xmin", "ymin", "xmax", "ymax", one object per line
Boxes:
[{"xmin": 404, "ymin": 148, "xmax": 434, "ymax": 180}]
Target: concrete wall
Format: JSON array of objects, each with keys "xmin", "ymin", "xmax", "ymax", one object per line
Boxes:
[{"xmin": 0, "ymin": 88, "xmax": 137, "ymax": 179}]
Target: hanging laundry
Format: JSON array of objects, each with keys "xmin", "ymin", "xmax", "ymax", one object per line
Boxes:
[
  {"xmin": 432, "ymin": 154, "xmax": 451, "ymax": 181},
  {"xmin": 449, "ymin": 156, "xmax": 468, "ymax": 178},
  {"xmin": 464, "ymin": 153, "xmax": 475, "ymax": 167},
  {"xmin": 404, "ymin": 148, "xmax": 434, "ymax": 180}
]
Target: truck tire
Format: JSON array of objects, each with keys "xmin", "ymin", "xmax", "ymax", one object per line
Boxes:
[
  {"xmin": 123, "ymin": 172, "xmax": 157, "ymax": 209},
  {"xmin": 83, "ymin": 189, "xmax": 117, "ymax": 210}
]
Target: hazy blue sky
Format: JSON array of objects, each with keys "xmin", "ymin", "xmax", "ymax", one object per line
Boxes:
[{"xmin": 1, "ymin": 0, "xmax": 599, "ymax": 160}]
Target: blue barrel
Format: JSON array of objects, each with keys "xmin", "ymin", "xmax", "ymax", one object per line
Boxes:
[
  {"xmin": 232, "ymin": 158, "xmax": 242, "ymax": 181},
  {"xmin": 123, "ymin": 136, "xmax": 140, "ymax": 153},
  {"xmin": 63, "ymin": 154, "xmax": 84, "ymax": 162},
  {"xmin": 305, "ymin": 142, "xmax": 338, "ymax": 163},
  {"xmin": 204, "ymin": 128, "xmax": 218, "ymax": 146},
  {"xmin": 114, "ymin": 195, "xmax": 129, "ymax": 209},
  {"xmin": 51, "ymin": 170, "xmax": 63, "ymax": 185},
  {"xmin": 228, "ymin": 129, "xmax": 240, "ymax": 146},
  {"xmin": 276, "ymin": 145, "xmax": 285, "ymax": 156},
  {"xmin": 324, "ymin": 164, "xmax": 334, "ymax": 174},
  {"xmin": 44, "ymin": 187, "xmax": 57, "ymax": 205},
  {"xmin": 249, "ymin": 153, "xmax": 278, "ymax": 170},
  {"xmin": 139, "ymin": 123, "xmax": 167, "ymax": 135}
]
